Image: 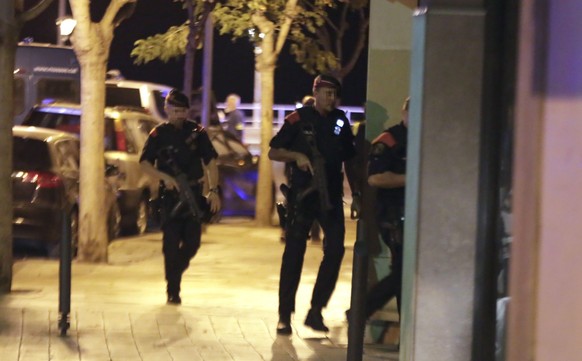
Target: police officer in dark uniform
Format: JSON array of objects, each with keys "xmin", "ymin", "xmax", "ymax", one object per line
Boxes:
[
  {"xmin": 140, "ymin": 89, "xmax": 221, "ymax": 305},
  {"xmin": 365, "ymin": 97, "xmax": 409, "ymax": 319},
  {"xmin": 269, "ymin": 74, "xmax": 362, "ymax": 335}
]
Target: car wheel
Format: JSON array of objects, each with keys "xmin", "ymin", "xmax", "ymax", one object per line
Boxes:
[
  {"xmin": 135, "ymin": 197, "xmax": 148, "ymax": 235},
  {"xmin": 107, "ymin": 202, "xmax": 122, "ymax": 241}
]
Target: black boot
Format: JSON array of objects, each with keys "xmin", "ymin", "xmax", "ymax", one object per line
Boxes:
[
  {"xmin": 304, "ymin": 308, "xmax": 329, "ymax": 332},
  {"xmin": 276, "ymin": 315, "xmax": 292, "ymax": 335},
  {"xmin": 167, "ymin": 293, "xmax": 182, "ymax": 305}
]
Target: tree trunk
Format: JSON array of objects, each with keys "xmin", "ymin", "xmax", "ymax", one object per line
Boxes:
[
  {"xmin": 254, "ymin": 33, "xmax": 275, "ymax": 226},
  {"xmin": 0, "ymin": 11, "xmax": 18, "ymax": 294},
  {"xmin": 76, "ymin": 54, "xmax": 108, "ymax": 262}
]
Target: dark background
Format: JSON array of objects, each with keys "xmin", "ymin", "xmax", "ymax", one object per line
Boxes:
[{"xmin": 21, "ymin": 0, "xmax": 367, "ymax": 106}]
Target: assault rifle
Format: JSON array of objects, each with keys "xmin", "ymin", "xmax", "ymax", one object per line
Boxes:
[
  {"xmin": 297, "ymin": 123, "xmax": 333, "ymax": 211},
  {"xmin": 158, "ymin": 147, "xmax": 202, "ymax": 222}
]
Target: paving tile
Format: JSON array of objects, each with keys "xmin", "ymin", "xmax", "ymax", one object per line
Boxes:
[{"xmin": 2, "ymin": 220, "xmax": 397, "ymax": 361}]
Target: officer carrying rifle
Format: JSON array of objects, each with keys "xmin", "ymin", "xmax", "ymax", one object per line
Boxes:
[
  {"xmin": 140, "ymin": 89, "xmax": 221, "ymax": 305},
  {"xmin": 269, "ymin": 74, "xmax": 362, "ymax": 335}
]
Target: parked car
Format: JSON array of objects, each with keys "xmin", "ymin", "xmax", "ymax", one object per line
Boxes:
[
  {"xmin": 23, "ymin": 102, "xmax": 261, "ymax": 222},
  {"xmin": 206, "ymin": 126, "xmax": 259, "ymax": 218},
  {"xmin": 105, "ymin": 79, "xmax": 172, "ymax": 123},
  {"xmin": 12, "ymin": 126, "xmax": 120, "ymax": 257},
  {"xmin": 21, "ymin": 102, "xmax": 160, "ymax": 234}
]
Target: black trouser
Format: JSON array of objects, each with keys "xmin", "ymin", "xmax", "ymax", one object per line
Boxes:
[
  {"xmin": 160, "ymin": 188, "xmax": 202, "ymax": 296},
  {"xmin": 365, "ymin": 208, "xmax": 404, "ymax": 318},
  {"xmin": 278, "ymin": 190, "xmax": 345, "ymax": 319}
]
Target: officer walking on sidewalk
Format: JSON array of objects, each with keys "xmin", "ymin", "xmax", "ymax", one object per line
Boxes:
[
  {"xmin": 140, "ymin": 89, "xmax": 221, "ymax": 305},
  {"xmin": 269, "ymin": 74, "xmax": 362, "ymax": 335}
]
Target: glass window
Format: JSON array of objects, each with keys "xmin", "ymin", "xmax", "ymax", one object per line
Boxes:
[
  {"xmin": 104, "ymin": 117, "xmax": 119, "ymax": 152},
  {"xmin": 106, "ymin": 86, "xmax": 142, "ymax": 108},
  {"xmin": 23, "ymin": 111, "xmax": 81, "ymax": 134},
  {"xmin": 122, "ymin": 118, "xmax": 137, "ymax": 155},
  {"xmin": 12, "ymin": 137, "xmax": 51, "ymax": 171},
  {"xmin": 36, "ymin": 78, "xmax": 80, "ymax": 104}
]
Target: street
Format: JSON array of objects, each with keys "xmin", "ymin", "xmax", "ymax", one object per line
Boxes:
[{"xmin": 1, "ymin": 218, "xmax": 398, "ymax": 361}]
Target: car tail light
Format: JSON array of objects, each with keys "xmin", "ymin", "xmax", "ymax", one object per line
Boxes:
[
  {"xmin": 20, "ymin": 171, "xmax": 63, "ymax": 188},
  {"xmin": 115, "ymin": 130, "xmax": 126, "ymax": 151}
]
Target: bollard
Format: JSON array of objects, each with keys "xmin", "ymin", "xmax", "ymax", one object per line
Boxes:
[
  {"xmin": 58, "ymin": 210, "xmax": 72, "ymax": 336},
  {"xmin": 347, "ymin": 219, "xmax": 369, "ymax": 361}
]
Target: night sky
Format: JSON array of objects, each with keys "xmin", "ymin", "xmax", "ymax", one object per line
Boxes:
[{"xmin": 20, "ymin": 0, "xmax": 368, "ymax": 106}]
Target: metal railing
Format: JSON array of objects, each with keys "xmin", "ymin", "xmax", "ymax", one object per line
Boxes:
[{"xmin": 216, "ymin": 103, "xmax": 365, "ymax": 154}]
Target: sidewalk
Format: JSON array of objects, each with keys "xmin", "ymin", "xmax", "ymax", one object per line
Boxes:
[{"xmin": 0, "ymin": 218, "xmax": 399, "ymax": 361}]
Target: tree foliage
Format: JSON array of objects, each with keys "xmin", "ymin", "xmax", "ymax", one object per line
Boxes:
[
  {"xmin": 289, "ymin": 0, "xmax": 369, "ymax": 79},
  {"xmin": 131, "ymin": 0, "xmax": 369, "ymax": 80},
  {"xmin": 131, "ymin": 0, "xmax": 339, "ymax": 71},
  {"xmin": 132, "ymin": 1, "xmax": 207, "ymax": 65}
]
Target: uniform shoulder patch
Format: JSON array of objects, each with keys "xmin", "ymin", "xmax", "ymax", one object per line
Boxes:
[
  {"xmin": 285, "ymin": 111, "xmax": 301, "ymax": 125},
  {"xmin": 372, "ymin": 132, "xmax": 396, "ymax": 147}
]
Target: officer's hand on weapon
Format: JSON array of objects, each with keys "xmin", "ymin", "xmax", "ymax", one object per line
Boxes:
[
  {"xmin": 350, "ymin": 192, "xmax": 362, "ymax": 220},
  {"xmin": 207, "ymin": 189, "xmax": 221, "ymax": 213},
  {"xmin": 295, "ymin": 153, "xmax": 314, "ymax": 174},
  {"xmin": 161, "ymin": 174, "xmax": 179, "ymax": 191}
]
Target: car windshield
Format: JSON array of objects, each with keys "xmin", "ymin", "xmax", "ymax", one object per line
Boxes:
[
  {"xmin": 13, "ymin": 137, "xmax": 51, "ymax": 171},
  {"xmin": 24, "ymin": 109, "xmax": 81, "ymax": 133},
  {"xmin": 106, "ymin": 86, "xmax": 141, "ymax": 108}
]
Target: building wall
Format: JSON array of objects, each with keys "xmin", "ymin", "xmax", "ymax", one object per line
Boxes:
[
  {"xmin": 367, "ymin": 0, "xmax": 413, "ymax": 139},
  {"xmin": 508, "ymin": 1, "xmax": 582, "ymax": 360}
]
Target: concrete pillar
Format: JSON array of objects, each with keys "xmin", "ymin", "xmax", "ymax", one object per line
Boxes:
[{"xmin": 401, "ymin": 3, "xmax": 485, "ymax": 361}]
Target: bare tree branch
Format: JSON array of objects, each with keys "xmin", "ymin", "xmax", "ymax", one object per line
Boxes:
[
  {"xmin": 302, "ymin": 0, "xmax": 339, "ymax": 32},
  {"xmin": 102, "ymin": 0, "xmax": 135, "ymax": 27},
  {"xmin": 316, "ymin": 26, "xmax": 332, "ymax": 52},
  {"xmin": 334, "ymin": 2, "xmax": 350, "ymax": 68},
  {"xmin": 275, "ymin": 0, "xmax": 299, "ymax": 56},
  {"xmin": 340, "ymin": 8, "xmax": 368, "ymax": 78},
  {"xmin": 17, "ymin": 0, "xmax": 54, "ymax": 24}
]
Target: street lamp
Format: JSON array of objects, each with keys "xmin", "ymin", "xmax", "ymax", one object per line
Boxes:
[{"xmin": 56, "ymin": 17, "xmax": 77, "ymax": 45}]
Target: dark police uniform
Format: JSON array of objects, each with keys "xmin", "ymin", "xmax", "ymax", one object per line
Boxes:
[
  {"xmin": 366, "ymin": 122, "xmax": 407, "ymax": 317},
  {"xmin": 270, "ymin": 105, "xmax": 356, "ymax": 320},
  {"xmin": 140, "ymin": 120, "xmax": 217, "ymax": 299}
]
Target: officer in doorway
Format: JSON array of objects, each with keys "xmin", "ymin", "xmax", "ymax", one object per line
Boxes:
[{"xmin": 364, "ymin": 96, "xmax": 409, "ymax": 319}]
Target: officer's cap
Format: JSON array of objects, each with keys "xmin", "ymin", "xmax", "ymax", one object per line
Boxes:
[
  {"xmin": 166, "ymin": 89, "xmax": 190, "ymax": 108},
  {"xmin": 313, "ymin": 74, "xmax": 341, "ymax": 95}
]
